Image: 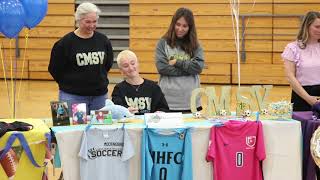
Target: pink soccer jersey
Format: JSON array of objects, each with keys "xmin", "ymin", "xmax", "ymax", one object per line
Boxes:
[{"xmin": 206, "ymin": 120, "xmax": 266, "ymax": 180}]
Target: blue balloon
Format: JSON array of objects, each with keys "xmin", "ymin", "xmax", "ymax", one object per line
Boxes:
[
  {"xmin": 0, "ymin": 1, "xmax": 4, "ymax": 35},
  {"xmin": 0, "ymin": 0, "xmax": 25, "ymax": 38},
  {"xmin": 21, "ymin": 0, "xmax": 48, "ymax": 29}
]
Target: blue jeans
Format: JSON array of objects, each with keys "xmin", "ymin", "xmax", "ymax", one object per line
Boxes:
[{"xmin": 59, "ymin": 90, "xmax": 106, "ymax": 115}]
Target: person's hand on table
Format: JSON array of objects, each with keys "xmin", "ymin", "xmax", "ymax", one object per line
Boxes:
[
  {"xmin": 308, "ymin": 95, "xmax": 320, "ymax": 106},
  {"xmin": 128, "ymin": 107, "xmax": 139, "ymax": 114}
]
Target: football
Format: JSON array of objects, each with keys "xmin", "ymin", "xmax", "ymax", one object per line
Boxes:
[{"xmin": 0, "ymin": 148, "xmax": 18, "ymax": 179}]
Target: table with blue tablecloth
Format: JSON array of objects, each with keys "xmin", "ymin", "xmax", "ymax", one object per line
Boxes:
[{"xmin": 51, "ymin": 116, "xmax": 302, "ymax": 180}]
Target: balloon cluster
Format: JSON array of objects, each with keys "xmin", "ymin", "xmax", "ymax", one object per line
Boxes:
[{"xmin": 0, "ymin": 0, "xmax": 48, "ymax": 38}]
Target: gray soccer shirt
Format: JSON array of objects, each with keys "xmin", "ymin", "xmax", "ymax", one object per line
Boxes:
[{"xmin": 79, "ymin": 128, "xmax": 135, "ymax": 180}]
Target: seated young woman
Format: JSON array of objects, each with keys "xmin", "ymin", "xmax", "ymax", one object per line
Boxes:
[{"xmin": 111, "ymin": 50, "xmax": 169, "ymax": 115}]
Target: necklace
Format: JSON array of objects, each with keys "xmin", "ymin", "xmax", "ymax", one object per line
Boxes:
[
  {"xmin": 126, "ymin": 78, "xmax": 144, "ymax": 92},
  {"xmin": 131, "ymin": 84, "xmax": 141, "ymax": 92}
]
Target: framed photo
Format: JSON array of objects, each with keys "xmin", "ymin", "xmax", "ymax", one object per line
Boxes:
[
  {"xmin": 90, "ymin": 110, "xmax": 112, "ymax": 124},
  {"xmin": 50, "ymin": 101, "xmax": 70, "ymax": 126},
  {"xmin": 72, "ymin": 103, "xmax": 87, "ymax": 125}
]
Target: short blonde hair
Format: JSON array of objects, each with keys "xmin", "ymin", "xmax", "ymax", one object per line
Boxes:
[
  {"xmin": 75, "ymin": 2, "xmax": 101, "ymax": 21},
  {"xmin": 116, "ymin": 50, "xmax": 138, "ymax": 67}
]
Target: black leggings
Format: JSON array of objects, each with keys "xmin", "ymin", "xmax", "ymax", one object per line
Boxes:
[{"xmin": 291, "ymin": 85, "xmax": 320, "ymax": 111}]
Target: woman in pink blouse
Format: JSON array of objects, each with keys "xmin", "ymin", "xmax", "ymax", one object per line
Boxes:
[{"xmin": 282, "ymin": 11, "xmax": 320, "ymax": 111}]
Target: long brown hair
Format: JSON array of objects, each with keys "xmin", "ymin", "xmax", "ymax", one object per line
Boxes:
[
  {"xmin": 163, "ymin": 7, "xmax": 199, "ymax": 57},
  {"xmin": 297, "ymin": 11, "xmax": 320, "ymax": 49}
]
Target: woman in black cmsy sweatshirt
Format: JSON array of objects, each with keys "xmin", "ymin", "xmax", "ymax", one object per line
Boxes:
[
  {"xmin": 112, "ymin": 50, "xmax": 169, "ymax": 115},
  {"xmin": 48, "ymin": 2, "xmax": 113, "ymax": 114}
]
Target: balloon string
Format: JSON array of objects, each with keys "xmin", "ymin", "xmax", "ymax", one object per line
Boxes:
[
  {"xmin": 230, "ymin": 0, "xmax": 241, "ymax": 87},
  {"xmin": 236, "ymin": 1, "xmax": 240, "ymax": 89},
  {"xmin": 241, "ymin": 0, "xmax": 257, "ymax": 37},
  {"xmin": 9, "ymin": 39, "xmax": 15, "ymax": 119},
  {"xmin": 238, "ymin": 0, "xmax": 257, "ymax": 88},
  {"xmin": 230, "ymin": 0, "xmax": 257, "ymax": 88},
  {"xmin": 0, "ymin": 41, "xmax": 13, "ymax": 117},
  {"xmin": 17, "ymin": 29, "xmax": 29, "ymax": 102}
]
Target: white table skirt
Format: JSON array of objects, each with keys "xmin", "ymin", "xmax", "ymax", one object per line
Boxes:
[{"xmin": 55, "ymin": 120, "xmax": 302, "ymax": 180}]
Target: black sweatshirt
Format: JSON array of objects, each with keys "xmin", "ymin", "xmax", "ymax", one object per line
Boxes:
[
  {"xmin": 48, "ymin": 31, "xmax": 113, "ymax": 96},
  {"xmin": 111, "ymin": 79, "xmax": 169, "ymax": 115}
]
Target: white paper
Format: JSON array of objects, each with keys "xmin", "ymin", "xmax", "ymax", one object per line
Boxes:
[{"xmin": 144, "ymin": 112, "xmax": 184, "ymax": 128}]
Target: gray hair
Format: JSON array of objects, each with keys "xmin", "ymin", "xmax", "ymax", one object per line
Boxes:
[
  {"xmin": 75, "ymin": 2, "xmax": 101, "ymax": 21},
  {"xmin": 116, "ymin": 50, "xmax": 138, "ymax": 67}
]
